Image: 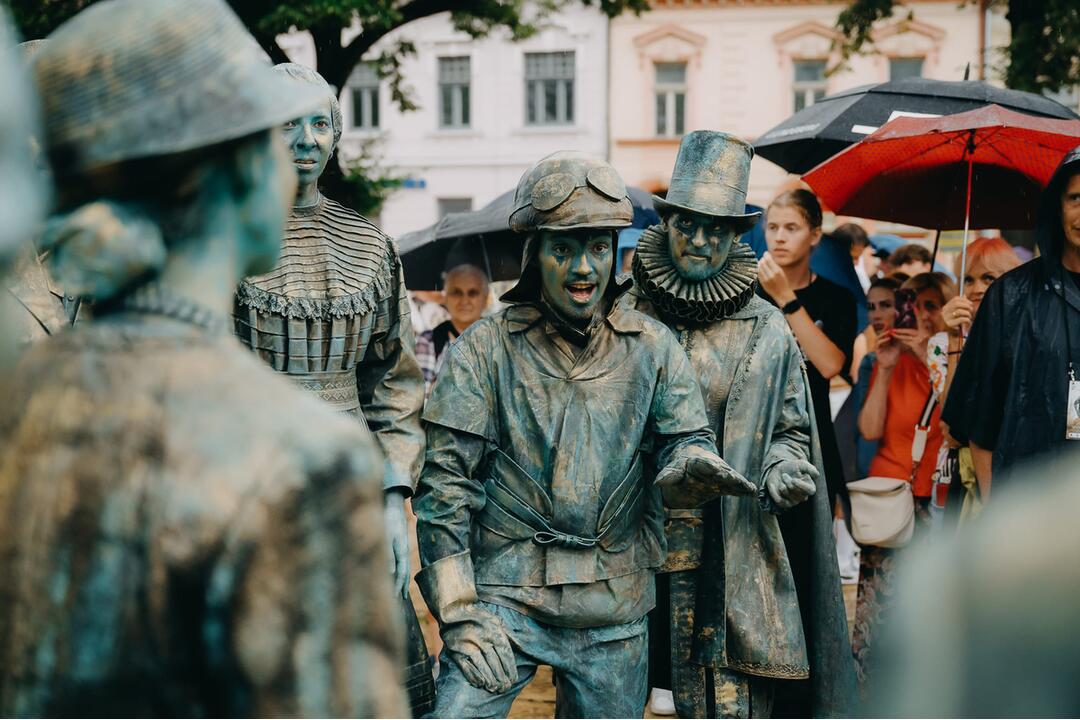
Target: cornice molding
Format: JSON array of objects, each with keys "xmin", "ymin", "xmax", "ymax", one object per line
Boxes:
[{"xmin": 633, "ymin": 22, "xmax": 708, "ymax": 50}]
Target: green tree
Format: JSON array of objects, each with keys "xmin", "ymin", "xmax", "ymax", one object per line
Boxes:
[
  {"xmin": 10, "ymin": 0, "xmax": 649, "ymax": 213},
  {"xmin": 834, "ymin": 0, "xmax": 1080, "ymax": 93}
]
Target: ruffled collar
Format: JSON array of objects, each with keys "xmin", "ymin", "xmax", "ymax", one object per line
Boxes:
[{"xmin": 632, "ymin": 224, "xmax": 758, "ymax": 324}]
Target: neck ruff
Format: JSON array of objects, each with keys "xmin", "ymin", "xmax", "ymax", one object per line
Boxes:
[{"xmin": 632, "ymin": 225, "xmax": 758, "ymax": 323}]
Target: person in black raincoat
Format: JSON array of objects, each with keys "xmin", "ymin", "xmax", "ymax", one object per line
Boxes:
[{"xmin": 943, "ymin": 146, "xmax": 1080, "ymax": 494}]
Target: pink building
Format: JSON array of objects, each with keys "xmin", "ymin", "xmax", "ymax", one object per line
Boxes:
[{"xmin": 608, "ymin": 0, "xmax": 992, "ymax": 210}]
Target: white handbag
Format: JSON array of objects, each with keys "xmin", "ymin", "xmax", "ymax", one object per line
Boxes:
[
  {"xmin": 849, "ymin": 387, "xmax": 938, "ymax": 549},
  {"xmin": 847, "ymin": 476, "xmax": 914, "ymax": 548}
]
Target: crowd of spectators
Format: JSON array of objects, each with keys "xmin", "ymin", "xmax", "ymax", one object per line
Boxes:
[{"xmin": 406, "ymin": 153, "xmax": 1080, "ymax": 705}]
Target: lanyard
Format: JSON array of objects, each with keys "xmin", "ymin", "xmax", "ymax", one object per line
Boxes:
[{"xmin": 1060, "ymin": 266, "xmax": 1077, "ymax": 381}]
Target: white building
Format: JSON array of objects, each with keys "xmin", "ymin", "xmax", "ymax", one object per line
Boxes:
[{"xmin": 312, "ymin": 5, "xmax": 612, "ymax": 238}]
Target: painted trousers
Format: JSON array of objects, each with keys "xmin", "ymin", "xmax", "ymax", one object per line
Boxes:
[
  {"xmin": 427, "ymin": 602, "xmax": 649, "ymax": 719},
  {"xmin": 651, "ymin": 571, "xmax": 775, "ymax": 718}
]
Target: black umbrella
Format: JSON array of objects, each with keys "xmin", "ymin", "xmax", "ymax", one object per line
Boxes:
[
  {"xmin": 398, "ymin": 188, "xmax": 660, "ymax": 289},
  {"xmin": 754, "ymin": 77, "xmax": 1080, "ymax": 174},
  {"xmin": 397, "ymin": 191, "xmax": 520, "ymax": 290}
]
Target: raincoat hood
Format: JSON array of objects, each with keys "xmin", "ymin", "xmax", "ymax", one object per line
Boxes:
[{"xmin": 1036, "ymin": 145, "xmax": 1080, "ymax": 269}]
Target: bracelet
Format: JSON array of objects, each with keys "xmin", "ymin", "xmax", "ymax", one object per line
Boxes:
[
  {"xmin": 947, "ymin": 350, "xmax": 962, "ymax": 355},
  {"xmin": 781, "ymin": 298, "xmax": 802, "ymax": 315}
]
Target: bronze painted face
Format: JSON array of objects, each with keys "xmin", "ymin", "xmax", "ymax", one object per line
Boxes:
[
  {"xmin": 666, "ymin": 210, "xmax": 739, "ymax": 282},
  {"xmin": 282, "ymin": 98, "xmax": 335, "ymax": 189},
  {"xmin": 537, "ymin": 229, "xmax": 613, "ymax": 324}
]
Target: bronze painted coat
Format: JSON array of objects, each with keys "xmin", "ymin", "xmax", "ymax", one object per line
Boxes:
[
  {"xmin": 633, "ymin": 291, "xmax": 856, "ymax": 717},
  {"xmin": 235, "ymin": 196, "xmax": 424, "ymax": 492},
  {"xmin": 0, "ymin": 316, "xmax": 407, "ymax": 718},
  {"xmin": 416, "ymin": 300, "xmax": 717, "ymax": 628}
]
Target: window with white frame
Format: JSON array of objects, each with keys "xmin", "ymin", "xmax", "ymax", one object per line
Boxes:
[
  {"xmin": 439, "ymin": 56, "xmax": 471, "ymax": 128},
  {"xmin": 654, "ymin": 62, "xmax": 687, "ymax": 137},
  {"xmin": 792, "ymin": 59, "xmax": 827, "ymax": 112},
  {"xmin": 525, "ymin": 51, "xmax": 575, "ymax": 126},
  {"xmin": 349, "ymin": 62, "xmax": 380, "ymax": 130},
  {"xmin": 889, "ymin": 57, "xmax": 924, "ymax": 81}
]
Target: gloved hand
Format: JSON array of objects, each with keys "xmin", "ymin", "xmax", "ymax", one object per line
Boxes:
[
  {"xmin": 384, "ymin": 490, "xmax": 410, "ymax": 596},
  {"xmin": 763, "ymin": 458, "xmax": 818, "ymax": 511},
  {"xmin": 439, "ymin": 601, "xmax": 518, "ymax": 694},
  {"xmin": 655, "ymin": 445, "xmax": 756, "ymax": 508},
  {"xmin": 417, "ymin": 552, "xmax": 519, "ymax": 694}
]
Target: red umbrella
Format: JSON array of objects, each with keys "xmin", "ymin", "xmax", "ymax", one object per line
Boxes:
[{"xmin": 803, "ymin": 104, "xmax": 1080, "ymax": 281}]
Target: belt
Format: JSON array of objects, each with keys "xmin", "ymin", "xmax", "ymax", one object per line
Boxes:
[
  {"xmin": 477, "ymin": 448, "xmax": 644, "ymax": 550},
  {"xmin": 289, "ymin": 369, "xmax": 360, "ymax": 413}
]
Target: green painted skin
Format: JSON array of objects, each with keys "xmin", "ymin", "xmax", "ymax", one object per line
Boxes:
[
  {"xmin": 283, "ymin": 99, "xmax": 334, "ymax": 208},
  {"xmin": 666, "ymin": 209, "xmax": 739, "ymax": 282},
  {"xmin": 537, "ymin": 230, "xmax": 613, "ymax": 326}
]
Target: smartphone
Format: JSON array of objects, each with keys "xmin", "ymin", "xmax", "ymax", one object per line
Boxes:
[{"xmin": 894, "ymin": 288, "xmax": 917, "ymax": 330}]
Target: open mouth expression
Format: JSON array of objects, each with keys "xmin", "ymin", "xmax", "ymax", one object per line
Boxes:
[{"xmin": 538, "ymin": 230, "xmax": 613, "ymax": 323}]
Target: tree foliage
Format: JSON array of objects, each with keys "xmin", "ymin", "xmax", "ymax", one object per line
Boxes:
[
  {"xmin": 833, "ymin": 0, "xmax": 1080, "ymax": 93},
  {"xmin": 8, "ymin": 0, "xmax": 649, "ymax": 214}
]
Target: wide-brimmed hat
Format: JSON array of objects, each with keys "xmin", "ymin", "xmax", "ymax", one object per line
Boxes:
[
  {"xmin": 654, "ymin": 131, "xmax": 762, "ymax": 231},
  {"xmin": 33, "ymin": 0, "xmax": 325, "ymax": 176}
]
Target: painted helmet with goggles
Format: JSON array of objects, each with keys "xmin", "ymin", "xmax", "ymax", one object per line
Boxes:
[{"xmin": 509, "ymin": 151, "xmax": 633, "ymax": 233}]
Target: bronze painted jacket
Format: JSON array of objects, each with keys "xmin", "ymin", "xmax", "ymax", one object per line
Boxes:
[
  {"xmin": 632, "ymin": 287, "xmax": 856, "ymax": 716},
  {"xmin": 415, "ymin": 300, "xmax": 717, "ymax": 628},
  {"xmin": 0, "ymin": 316, "xmax": 407, "ymax": 718},
  {"xmin": 235, "ymin": 195, "xmax": 424, "ymax": 492}
]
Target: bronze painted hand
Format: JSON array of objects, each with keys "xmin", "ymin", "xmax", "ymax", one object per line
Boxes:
[
  {"xmin": 763, "ymin": 458, "xmax": 818, "ymax": 511},
  {"xmin": 440, "ymin": 601, "xmax": 519, "ymax": 694},
  {"xmin": 384, "ymin": 490, "xmax": 410, "ymax": 596},
  {"xmin": 655, "ymin": 446, "xmax": 756, "ymax": 508},
  {"xmin": 416, "ymin": 551, "xmax": 519, "ymax": 693}
]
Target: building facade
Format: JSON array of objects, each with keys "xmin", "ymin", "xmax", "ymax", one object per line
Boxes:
[
  {"xmin": 324, "ymin": 5, "xmax": 611, "ymax": 238},
  {"xmin": 608, "ymin": 0, "xmax": 989, "ymax": 209}
]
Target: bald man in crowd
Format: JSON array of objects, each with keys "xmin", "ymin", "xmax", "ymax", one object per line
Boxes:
[{"xmin": 416, "ymin": 264, "xmax": 490, "ymax": 393}]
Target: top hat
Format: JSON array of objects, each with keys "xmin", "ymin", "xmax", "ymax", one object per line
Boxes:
[
  {"xmin": 33, "ymin": 0, "xmax": 324, "ymax": 176},
  {"xmin": 654, "ymin": 131, "xmax": 762, "ymax": 231}
]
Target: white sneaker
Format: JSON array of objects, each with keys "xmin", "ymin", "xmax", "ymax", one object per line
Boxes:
[{"xmin": 650, "ymin": 688, "xmax": 676, "ymax": 716}]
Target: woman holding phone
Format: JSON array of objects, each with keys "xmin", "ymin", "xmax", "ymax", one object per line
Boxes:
[{"xmin": 852, "ymin": 271, "xmax": 956, "ymax": 688}]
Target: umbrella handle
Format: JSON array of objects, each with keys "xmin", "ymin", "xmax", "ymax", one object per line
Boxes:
[{"xmin": 958, "ymin": 143, "xmax": 975, "ymax": 343}]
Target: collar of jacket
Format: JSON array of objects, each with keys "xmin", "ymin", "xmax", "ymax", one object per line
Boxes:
[{"xmin": 505, "ymin": 300, "xmax": 647, "ymax": 335}]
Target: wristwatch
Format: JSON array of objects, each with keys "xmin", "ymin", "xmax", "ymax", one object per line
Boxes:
[{"xmin": 781, "ymin": 298, "xmax": 802, "ymax": 315}]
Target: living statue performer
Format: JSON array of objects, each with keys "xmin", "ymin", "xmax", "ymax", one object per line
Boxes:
[
  {"xmin": 631, "ymin": 132, "xmax": 856, "ymax": 718},
  {"xmin": 0, "ymin": 19, "xmax": 50, "ymax": 367},
  {"xmin": 2, "ymin": 40, "xmax": 81, "ymax": 351},
  {"xmin": 233, "ymin": 63, "xmax": 434, "ymax": 716},
  {"xmin": 0, "ymin": 1, "xmax": 408, "ymax": 716},
  {"xmin": 414, "ymin": 151, "xmax": 758, "ymax": 718}
]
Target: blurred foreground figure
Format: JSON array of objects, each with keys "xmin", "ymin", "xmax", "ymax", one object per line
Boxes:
[
  {"xmin": 876, "ymin": 449, "xmax": 1080, "ymax": 717},
  {"xmin": 2, "ymin": 39, "xmax": 81, "ymax": 351},
  {"xmin": 0, "ymin": 13, "xmax": 49, "ymax": 367},
  {"xmin": 415, "ymin": 152, "xmax": 756, "ymax": 718},
  {"xmin": 234, "ymin": 63, "xmax": 433, "ymax": 715},
  {"xmin": 0, "ymin": 1, "xmax": 407, "ymax": 716},
  {"xmin": 632, "ymin": 132, "xmax": 855, "ymax": 718}
]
